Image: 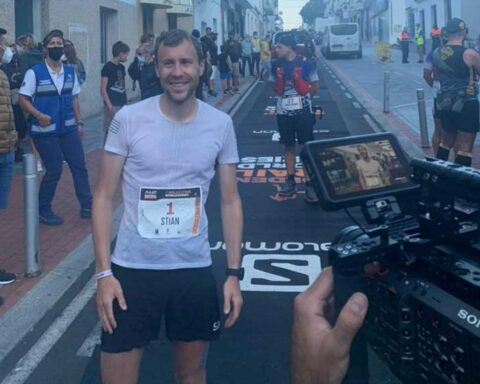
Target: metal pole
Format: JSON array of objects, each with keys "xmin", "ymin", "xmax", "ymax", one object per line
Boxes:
[
  {"xmin": 383, "ymin": 71, "xmax": 390, "ymax": 113},
  {"xmin": 23, "ymin": 153, "xmax": 41, "ymax": 277},
  {"xmin": 416, "ymin": 89, "xmax": 430, "ymax": 148}
]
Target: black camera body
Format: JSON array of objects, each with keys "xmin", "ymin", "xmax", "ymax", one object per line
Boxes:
[{"xmin": 301, "ymin": 133, "xmax": 480, "ymax": 383}]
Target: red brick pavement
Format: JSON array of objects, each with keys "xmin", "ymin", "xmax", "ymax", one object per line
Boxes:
[
  {"xmin": 0, "ymin": 149, "xmax": 122, "ymax": 315},
  {"xmin": 0, "ymin": 78, "xmax": 255, "ymax": 316}
]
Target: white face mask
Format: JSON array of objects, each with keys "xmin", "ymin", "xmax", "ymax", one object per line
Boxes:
[{"xmin": 1, "ymin": 46, "xmax": 13, "ymax": 64}]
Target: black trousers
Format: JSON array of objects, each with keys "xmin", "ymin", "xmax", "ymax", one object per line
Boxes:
[{"xmin": 401, "ymin": 41, "xmax": 409, "ymax": 63}]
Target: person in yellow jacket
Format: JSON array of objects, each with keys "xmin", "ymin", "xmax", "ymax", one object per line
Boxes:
[
  {"xmin": 415, "ymin": 23, "xmax": 425, "ymax": 63},
  {"xmin": 259, "ymin": 34, "xmax": 271, "ymax": 81}
]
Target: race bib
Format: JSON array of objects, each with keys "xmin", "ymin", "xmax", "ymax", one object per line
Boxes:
[
  {"xmin": 137, "ymin": 187, "xmax": 202, "ymax": 239},
  {"xmin": 281, "ymin": 96, "xmax": 303, "ymax": 111}
]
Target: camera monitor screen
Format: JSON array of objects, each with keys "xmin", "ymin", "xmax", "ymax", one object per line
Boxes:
[{"xmin": 302, "ymin": 133, "xmax": 418, "ymax": 210}]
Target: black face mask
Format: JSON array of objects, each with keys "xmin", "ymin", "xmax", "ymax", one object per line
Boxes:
[{"xmin": 47, "ymin": 47, "xmax": 64, "ymax": 61}]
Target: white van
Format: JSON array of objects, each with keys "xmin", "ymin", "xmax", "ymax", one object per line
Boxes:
[{"xmin": 321, "ymin": 23, "xmax": 362, "ymax": 59}]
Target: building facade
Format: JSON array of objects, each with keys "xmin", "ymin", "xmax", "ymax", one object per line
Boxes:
[
  {"xmin": 404, "ymin": 0, "xmax": 479, "ymax": 48},
  {"xmin": 2, "ymin": 0, "xmax": 274, "ymax": 117}
]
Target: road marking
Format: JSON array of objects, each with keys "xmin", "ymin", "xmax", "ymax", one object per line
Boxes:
[
  {"xmin": 363, "ymin": 114, "xmax": 382, "ymax": 133},
  {"xmin": 340, "ymin": 85, "xmax": 346, "ymax": 91},
  {"xmin": 352, "ymin": 101, "xmax": 362, "ymax": 109},
  {"xmin": 272, "ymin": 132, "xmax": 280, "ymax": 141},
  {"xmin": 76, "ymin": 322, "xmax": 101, "ymax": 357},
  {"xmin": 335, "ymin": 80, "xmax": 341, "ymax": 84},
  {"xmin": 345, "ymin": 93, "xmax": 353, "ymax": 99},
  {"xmin": 2, "ymin": 280, "xmax": 96, "ymax": 384}
]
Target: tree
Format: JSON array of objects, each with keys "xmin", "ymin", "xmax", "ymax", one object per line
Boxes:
[{"xmin": 300, "ymin": 0, "xmax": 326, "ymax": 25}]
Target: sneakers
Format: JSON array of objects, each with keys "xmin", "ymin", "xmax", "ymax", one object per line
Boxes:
[
  {"xmin": 279, "ymin": 176, "xmax": 296, "ymax": 197},
  {"xmin": 0, "ymin": 269, "xmax": 16, "ymax": 285},
  {"xmin": 208, "ymin": 90, "xmax": 218, "ymax": 97},
  {"xmin": 80, "ymin": 206, "xmax": 92, "ymax": 219},
  {"xmin": 304, "ymin": 183, "xmax": 319, "ymax": 204},
  {"xmin": 39, "ymin": 210, "xmax": 64, "ymax": 226}
]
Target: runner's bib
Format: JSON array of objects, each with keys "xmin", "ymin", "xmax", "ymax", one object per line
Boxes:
[
  {"xmin": 137, "ymin": 187, "xmax": 202, "ymax": 239},
  {"xmin": 281, "ymin": 95, "xmax": 303, "ymax": 111}
]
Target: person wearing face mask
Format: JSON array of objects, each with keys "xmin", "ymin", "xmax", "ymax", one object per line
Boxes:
[
  {"xmin": 0, "ymin": 32, "xmax": 26, "ymax": 163},
  {"xmin": 100, "ymin": 41, "xmax": 130, "ymax": 137},
  {"xmin": 18, "ymin": 29, "xmax": 92, "ymax": 226},
  {"xmin": 138, "ymin": 43, "xmax": 162, "ymax": 100},
  {"xmin": 62, "ymin": 39, "xmax": 86, "ymax": 85},
  {"xmin": 0, "ymin": 27, "xmax": 19, "ymax": 293}
]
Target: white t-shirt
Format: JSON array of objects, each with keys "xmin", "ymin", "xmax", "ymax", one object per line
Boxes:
[
  {"xmin": 356, "ymin": 159, "xmax": 384, "ymax": 189},
  {"xmin": 19, "ymin": 60, "xmax": 81, "ymax": 97},
  {"xmin": 105, "ymin": 96, "xmax": 239, "ymax": 270}
]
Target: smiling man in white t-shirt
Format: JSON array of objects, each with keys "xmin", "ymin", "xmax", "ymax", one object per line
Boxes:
[{"xmin": 92, "ymin": 29, "xmax": 244, "ymax": 384}]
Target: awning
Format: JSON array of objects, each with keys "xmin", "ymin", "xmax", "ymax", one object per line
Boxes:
[
  {"xmin": 166, "ymin": 0, "xmax": 193, "ymax": 16},
  {"xmin": 140, "ymin": 0, "xmax": 173, "ymax": 9}
]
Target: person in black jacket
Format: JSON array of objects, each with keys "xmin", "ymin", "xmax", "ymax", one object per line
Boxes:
[{"xmin": 139, "ymin": 43, "xmax": 162, "ymax": 99}]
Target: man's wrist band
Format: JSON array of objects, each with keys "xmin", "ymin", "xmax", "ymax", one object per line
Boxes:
[
  {"xmin": 77, "ymin": 120, "xmax": 84, "ymax": 126},
  {"xmin": 95, "ymin": 269, "xmax": 113, "ymax": 281}
]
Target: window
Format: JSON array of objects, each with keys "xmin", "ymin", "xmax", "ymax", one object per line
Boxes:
[
  {"xmin": 100, "ymin": 7, "xmax": 118, "ymax": 64},
  {"xmin": 431, "ymin": 5, "xmax": 437, "ymax": 27},
  {"xmin": 330, "ymin": 24, "xmax": 358, "ymax": 36},
  {"xmin": 15, "ymin": 0, "xmax": 41, "ymax": 38},
  {"xmin": 213, "ymin": 18, "xmax": 217, "ymax": 33}
]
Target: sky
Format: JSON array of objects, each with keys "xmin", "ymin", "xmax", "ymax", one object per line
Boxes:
[{"xmin": 279, "ymin": 0, "xmax": 308, "ymax": 30}]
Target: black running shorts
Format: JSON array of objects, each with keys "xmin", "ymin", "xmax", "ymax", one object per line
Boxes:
[
  {"xmin": 276, "ymin": 113, "xmax": 315, "ymax": 146},
  {"xmin": 439, "ymin": 100, "xmax": 480, "ymax": 133},
  {"xmin": 101, "ymin": 264, "xmax": 221, "ymax": 353}
]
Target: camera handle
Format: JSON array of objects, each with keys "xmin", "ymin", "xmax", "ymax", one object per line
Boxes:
[{"xmin": 333, "ymin": 270, "xmax": 369, "ymax": 384}]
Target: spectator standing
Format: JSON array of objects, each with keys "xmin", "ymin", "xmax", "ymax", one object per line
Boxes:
[
  {"xmin": 218, "ymin": 44, "xmax": 233, "ymax": 94},
  {"xmin": 226, "ymin": 32, "xmax": 242, "ymax": 92},
  {"xmin": 62, "ymin": 39, "xmax": 86, "ymax": 85},
  {"xmin": 18, "ymin": 29, "xmax": 92, "ymax": 225},
  {"xmin": 431, "ymin": 24, "xmax": 441, "ymax": 51},
  {"xmin": 1, "ymin": 35, "xmax": 25, "ymax": 162},
  {"xmin": 259, "ymin": 34, "xmax": 271, "ymax": 81},
  {"xmin": 191, "ymin": 29, "xmax": 208, "ymax": 100},
  {"xmin": 0, "ymin": 28, "xmax": 18, "ymax": 294},
  {"xmin": 100, "ymin": 41, "xmax": 130, "ymax": 136},
  {"xmin": 17, "ymin": 33, "xmax": 43, "ymax": 81},
  {"xmin": 415, "ymin": 23, "xmax": 425, "ymax": 63},
  {"xmin": 127, "ymin": 33, "xmax": 154, "ymax": 92},
  {"xmin": 269, "ymin": 34, "xmax": 319, "ymax": 202},
  {"xmin": 251, "ymin": 32, "xmax": 261, "ymax": 76},
  {"xmin": 204, "ymin": 31, "xmax": 219, "ymax": 96},
  {"xmin": 240, "ymin": 35, "xmax": 253, "ymax": 77},
  {"xmin": 399, "ymin": 27, "xmax": 410, "ymax": 63},
  {"xmin": 138, "ymin": 43, "xmax": 162, "ymax": 100}
]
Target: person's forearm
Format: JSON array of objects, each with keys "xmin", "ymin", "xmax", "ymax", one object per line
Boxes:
[
  {"xmin": 19, "ymin": 95, "xmax": 42, "ymax": 119},
  {"xmin": 221, "ymin": 197, "xmax": 243, "ymax": 268},
  {"xmin": 100, "ymin": 89, "xmax": 113, "ymax": 110},
  {"xmin": 72, "ymin": 96, "xmax": 82, "ymax": 123},
  {"xmin": 310, "ymin": 82, "xmax": 319, "ymax": 95},
  {"xmin": 92, "ymin": 194, "xmax": 114, "ymax": 273}
]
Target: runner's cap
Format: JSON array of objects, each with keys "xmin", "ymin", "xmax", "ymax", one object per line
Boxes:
[{"xmin": 445, "ymin": 18, "xmax": 467, "ymax": 34}]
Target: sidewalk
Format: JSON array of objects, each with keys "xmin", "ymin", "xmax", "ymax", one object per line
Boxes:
[
  {"xmin": 321, "ymin": 41, "xmax": 480, "ymax": 168},
  {"xmin": 0, "ymin": 74, "xmax": 257, "ymax": 317}
]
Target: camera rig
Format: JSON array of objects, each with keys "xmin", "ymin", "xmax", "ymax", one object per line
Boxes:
[{"xmin": 301, "ymin": 134, "xmax": 480, "ymax": 384}]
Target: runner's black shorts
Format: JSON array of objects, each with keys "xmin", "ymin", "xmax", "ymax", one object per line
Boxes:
[
  {"xmin": 101, "ymin": 264, "xmax": 221, "ymax": 353},
  {"xmin": 277, "ymin": 113, "xmax": 315, "ymax": 146},
  {"xmin": 439, "ymin": 100, "xmax": 480, "ymax": 133}
]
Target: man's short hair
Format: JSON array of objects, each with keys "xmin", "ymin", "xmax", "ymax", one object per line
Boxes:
[
  {"xmin": 191, "ymin": 29, "xmax": 201, "ymax": 39},
  {"xmin": 112, "ymin": 41, "xmax": 130, "ymax": 57},
  {"xmin": 156, "ymin": 29, "xmax": 204, "ymax": 64},
  {"xmin": 276, "ymin": 34, "xmax": 296, "ymax": 50},
  {"xmin": 43, "ymin": 29, "xmax": 64, "ymax": 47},
  {"xmin": 445, "ymin": 17, "xmax": 468, "ymax": 35}
]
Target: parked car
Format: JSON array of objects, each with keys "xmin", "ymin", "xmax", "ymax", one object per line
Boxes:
[{"xmin": 321, "ymin": 23, "xmax": 362, "ymax": 59}]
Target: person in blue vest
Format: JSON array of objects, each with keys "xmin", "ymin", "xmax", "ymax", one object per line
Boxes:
[{"xmin": 19, "ymin": 29, "xmax": 92, "ymax": 225}]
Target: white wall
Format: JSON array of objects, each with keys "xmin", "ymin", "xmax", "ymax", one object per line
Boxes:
[{"xmin": 194, "ymin": 0, "xmax": 222, "ymax": 35}]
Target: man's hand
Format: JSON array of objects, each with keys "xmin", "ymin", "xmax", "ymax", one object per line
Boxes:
[
  {"xmin": 96, "ymin": 276, "xmax": 127, "ymax": 334},
  {"xmin": 291, "ymin": 267, "xmax": 368, "ymax": 384},
  {"xmin": 37, "ymin": 113, "xmax": 52, "ymax": 127},
  {"xmin": 223, "ymin": 276, "xmax": 243, "ymax": 328}
]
